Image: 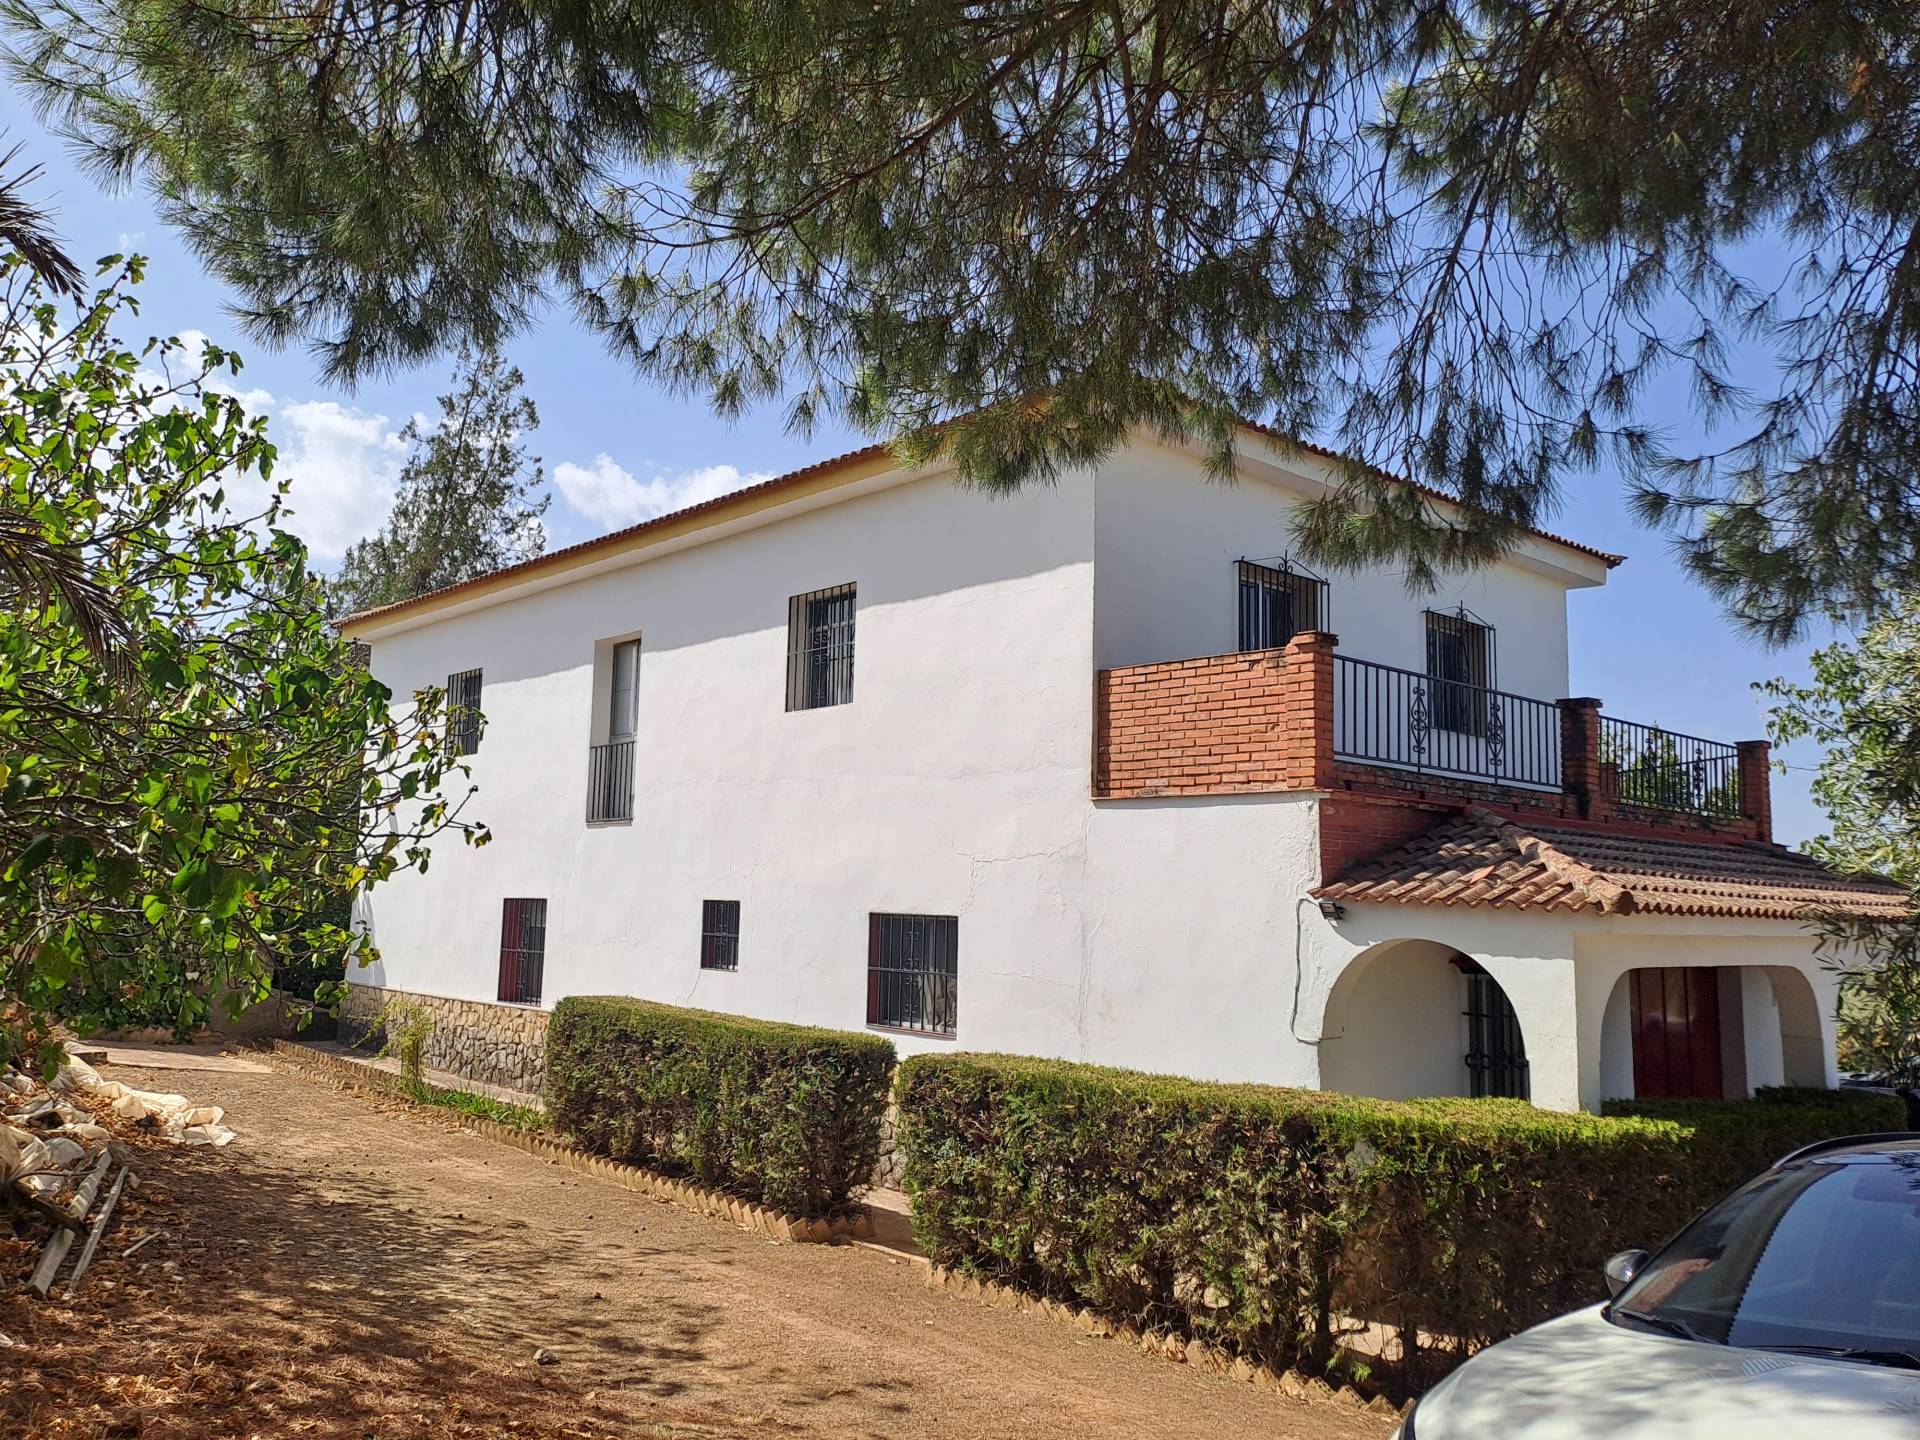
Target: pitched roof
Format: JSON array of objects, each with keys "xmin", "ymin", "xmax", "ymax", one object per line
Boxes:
[
  {"xmin": 1314, "ymin": 807, "xmax": 1908, "ymax": 922},
  {"xmin": 339, "ymin": 421, "xmax": 1622, "ymax": 633}
]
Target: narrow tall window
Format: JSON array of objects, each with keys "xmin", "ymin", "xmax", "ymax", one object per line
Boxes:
[
  {"xmin": 446, "ymin": 668, "xmax": 484, "ymax": 756},
  {"xmin": 786, "ymin": 584, "xmax": 856, "ymax": 710},
  {"xmin": 498, "ymin": 898, "xmax": 547, "ymax": 1004},
  {"xmin": 608, "ymin": 638, "xmax": 641, "ymax": 739},
  {"xmin": 1424, "ymin": 610, "xmax": 1493, "ymax": 735},
  {"xmin": 700, "ymin": 900, "xmax": 741, "ymax": 971},
  {"xmin": 867, "ymin": 913, "xmax": 958, "ymax": 1037},
  {"xmin": 1236, "ymin": 560, "xmax": 1326, "ymax": 651}
]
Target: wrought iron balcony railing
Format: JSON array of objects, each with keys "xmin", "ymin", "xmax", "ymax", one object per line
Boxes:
[
  {"xmin": 587, "ymin": 738, "xmax": 635, "ymax": 823},
  {"xmin": 1333, "ymin": 654, "xmax": 1563, "ymax": 790},
  {"xmin": 1598, "ymin": 716, "xmax": 1742, "ymax": 819}
]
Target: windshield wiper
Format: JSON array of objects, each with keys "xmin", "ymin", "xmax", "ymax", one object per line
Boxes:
[
  {"xmin": 1754, "ymin": 1344, "xmax": 1920, "ymax": 1370},
  {"xmin": 1609, "ymin": 1308, "xmax": 1718, "ymax": 1345}
]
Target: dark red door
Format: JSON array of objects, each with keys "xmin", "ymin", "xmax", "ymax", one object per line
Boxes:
[{"xmin": 1630, "ymin": 968, "xmax": 1725, "ymax": 1099}]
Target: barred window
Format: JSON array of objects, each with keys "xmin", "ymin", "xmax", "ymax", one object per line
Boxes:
[
  {"xmin": 1424, "ymin": 610, "xmax": 1493, "ymax": 735},
  {"xmin": 446, "ymin": 667, "xmax": 484, "ymax": 756},
  {"xmin": 700, "ymin": 900, "xmax": 741, "ymax": 972},
  {"xmin": 786, "ymin": 584, "xmax": 855, "ymax": 710},
  {"xmin": 1236, "ymin": 560, "xmax": 1326, "ymax": 651},
  {"xmin": 497, "ymin": 898, "xmax": 547, "ymax": 1004},
  {"xmin": 1457, "ymin": 957, "xmax": 1529, "ymax": 1100},
  {"xmin": 867, "ymin": 913, "xmax": 957, "ymax": 1037}
]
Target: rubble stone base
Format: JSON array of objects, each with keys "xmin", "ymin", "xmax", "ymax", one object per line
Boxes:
[{"xmin": 340, "ymin": 983, "xmax": 548, "ymax": 1095}]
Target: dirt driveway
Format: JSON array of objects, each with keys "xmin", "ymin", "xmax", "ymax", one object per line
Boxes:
[{"xmin": 2, "ymin": 1057, "xmax": 1393, "ymax": 1440}]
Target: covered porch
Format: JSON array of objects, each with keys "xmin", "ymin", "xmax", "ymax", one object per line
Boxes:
[{"xmin": 1303, "ymin": 807, "xmax": 1905, "ymax": 1112}]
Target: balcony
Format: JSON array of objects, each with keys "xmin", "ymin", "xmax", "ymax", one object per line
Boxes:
[
  {"xmin": 587, "ymin": 738, "xmax": 635, "ymax": 823},
  {"xmin": 1093, "ymin": 632, "xmax": 1768, "ymax": 839}
]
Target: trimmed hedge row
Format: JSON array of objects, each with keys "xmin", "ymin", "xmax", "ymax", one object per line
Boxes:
[
  {"xmin": 897, "ymin": 1054, "xmax": 1905, "ymax": 1393},
  {"xmin": 545, "ymin": 996, "xmax": 895, "ymax": 1216}
]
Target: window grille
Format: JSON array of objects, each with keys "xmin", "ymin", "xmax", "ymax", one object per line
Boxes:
[
  {"xmin": 786, "ymin": 584, "xmax": 856, "ymax": 710},
  {"xmin": 497, "ymin": 898, "xmax": 547, "ymax": 1004},
  {"xmin": 1236, "ymin": 559, "xmax": 1327, "ymax": 651},
  {"xmin": 1424, "ymin": 609, "xmax": 1494, "ymax": 736},
  {"xmin": 446, "ymin": 668, "xmax": 484, "ymax": 756},
  {"xmin": 700, "ymin": 899, "xmax": 741, "ymax": 971},
  {"xmin": 867, "ymin": 913, "xmax": 957, "ymax": 1036},
  {"xmin": 1458, "ymin": 957, "xmax": 1529, "ymax": 1099}
]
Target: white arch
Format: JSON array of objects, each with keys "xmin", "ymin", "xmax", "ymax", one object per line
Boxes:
[{"xmin": 1317, "ymin": 938, "xmax": 1528, "ymax": 1101}]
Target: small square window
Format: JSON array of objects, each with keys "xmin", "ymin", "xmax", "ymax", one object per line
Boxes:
[
  {"xmin": 867, "ymin": 913, "xmax": 957, "ymax": 1036},
  {"xmin": 498, "ymin": 898, "xmax": 546, "ymax": 1004},
  {"xmin": 786, "ymin": 584, "xmax": 855, "ymax": 710},
  {"xmin": 447, "ymin": 668, "xmax": 484, "ymax": 756},
  {"xmin": 1236, "ymin": 561, "xmax": 1326, "ymax": 651},
  {"xmin": 701, "ymin": 900, "xmax": 741, "ymax": 971}
]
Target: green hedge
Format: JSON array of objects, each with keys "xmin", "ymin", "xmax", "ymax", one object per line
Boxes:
[
  {"xmin": 897, "ymin": 1054, "xmax": 1904, "ymax": 1394},
  {"xmin": 545, "ymin": 996, "xmax": 895, "ymax": 1216}
]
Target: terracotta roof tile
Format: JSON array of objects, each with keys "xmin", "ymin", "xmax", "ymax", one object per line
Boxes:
[{"xmin": 1314, "ymin": 807, "xmax": 1908, "ymax": 921}]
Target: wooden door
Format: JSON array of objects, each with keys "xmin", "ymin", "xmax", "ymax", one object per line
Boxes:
[{"xmin": 1630, "ymin": 967, "xmax": 1725, "ymax": 1099}]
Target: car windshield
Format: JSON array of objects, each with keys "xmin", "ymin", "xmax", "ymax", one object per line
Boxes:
[{"xmin": 1610, "ymin": 1154, "xmax": 1920, "ymax": 1365}]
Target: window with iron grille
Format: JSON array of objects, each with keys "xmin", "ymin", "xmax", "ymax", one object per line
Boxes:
[
  {"xmin": 700, "ymin": 900, "xmax": 741, "ymax": 971},
  {"xmin": 1236, "ymin": 560, "xmax": 1327, "ymax": 651},
  {"xmin": 1457, "ymin": 957, "xmax": 1529, "ymax": 1099},
  {"xmin": 867, "ymin": 913, "xmax": 957, "ymax": 1036},
  {"xmin": 1424, "ymin": 610, "xmax": 1493, "ymax": 736},
  {"xmin": 446, "ymin": 667, "xmax": 484, "ymax": 756},
  {"xmin": 786, "ymin": 584, "xmax": 856, "ymax": 710},
  {"xmin": 497, "ymin": 898, "xmax": 547, "ymax": 1004}
]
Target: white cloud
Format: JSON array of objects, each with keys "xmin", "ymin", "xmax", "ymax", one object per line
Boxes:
[
  {"xmin": 116, "ymin": 230, "xmax": 146, "ymax": 253},
  {"xmin": 130, "ymin": 329, "xmax": 408, "ymax": 564},
  {"xmin": 553, "ymin": 454, "xmax": 773, "ymax": 530},
  {"xmin": 266, "ymin": 399, "xmax": 410, "ymax": 562}
]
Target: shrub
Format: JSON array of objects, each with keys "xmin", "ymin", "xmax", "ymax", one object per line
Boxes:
[
  {"xmin": 545, "ymin": 996, "xmax": 895, "ymax": 1216},
  {"xmin": 898, "ymin": 1053, "xmax": 1904, "ymax": 1394}
]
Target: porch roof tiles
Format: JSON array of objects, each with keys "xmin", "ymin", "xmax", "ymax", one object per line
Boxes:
[{"xmin": 1314, "ymin": 807, "xmax": 1908, "ymax": 921}]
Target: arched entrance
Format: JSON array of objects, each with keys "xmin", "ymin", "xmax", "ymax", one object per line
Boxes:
[
  {"xmin": 1319, "ymin": 940, "xmax": 1531, "ymax": 1101},
  {"xmin": 1599, "ymin": 964, "xmax": 1830, "ymax": 1100}
]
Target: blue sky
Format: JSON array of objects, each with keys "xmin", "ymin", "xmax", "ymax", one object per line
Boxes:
[{"xmin": 0, "ymin": 94, "xmax": 1842, "ymax": 846}]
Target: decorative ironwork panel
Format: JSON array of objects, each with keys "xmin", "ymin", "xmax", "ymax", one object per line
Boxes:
[
  {"xmin": 866, "ymin": 913, "xmax": 958, "ymax": 1037},
  {"xmin": 1333, "ymin": 654, "xmax": 1560, "ymax": 789}
]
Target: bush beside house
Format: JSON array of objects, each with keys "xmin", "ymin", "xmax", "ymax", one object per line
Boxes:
[
  {"xmin": 544, "ymin": 996, "xmax": 895, "ymax": 1216},
  {"xmin": 896, "ymin": 1053, "xmax": 1904, "ymax": 1393}
]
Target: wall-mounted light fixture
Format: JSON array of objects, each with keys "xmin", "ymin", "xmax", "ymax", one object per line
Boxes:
[{"xmin": 1317, "ymin": 898, "xmax": 1346, "ymax": 921}]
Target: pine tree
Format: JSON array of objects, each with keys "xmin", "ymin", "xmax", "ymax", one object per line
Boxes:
[
  {"xmin": 330, "ymin": 345, "xmax": 548, "ymax": 616},
  {"xmin": 11, "ymin": 0, "xmax": 1919, "ymax": 640}
]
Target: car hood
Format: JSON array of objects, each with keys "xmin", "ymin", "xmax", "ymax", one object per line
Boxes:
[{"xmin": 1415, "ymin": 1305, "xmax": 1920, "ymax": 1439}]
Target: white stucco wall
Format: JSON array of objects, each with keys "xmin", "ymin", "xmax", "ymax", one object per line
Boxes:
[
  {"xmin": 358, "ymin": 464, "xmax": 1103, "ymax": 1061},
  {"xmin": 1090, "ymin": 435, "xmax": 1604, "ymax": 702},
  {"xmin": 1080, "ymin": 792, "xmax": 1324, "ymax": 1084},
  {"xmin": 355, "ymin": 451, "xmax": 1338, "ymax": 1083}
]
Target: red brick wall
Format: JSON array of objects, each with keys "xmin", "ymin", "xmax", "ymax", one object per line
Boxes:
[
  {"xmin": 1094, "ymin": 632, "xmax": 1334, "ymax": 798},
  {"xmin": 1318, "ymin": 794, "xmax": 1451, "ymax": 884}
]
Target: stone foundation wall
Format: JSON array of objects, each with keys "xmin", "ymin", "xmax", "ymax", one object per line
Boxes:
[
  {"xmin": 873, "ymin": 1094, "xmax": 904, "ymax": 1189},
  {"xmin": 340, "ymin": 983, "xmax": 548, "ymax": 1095}
]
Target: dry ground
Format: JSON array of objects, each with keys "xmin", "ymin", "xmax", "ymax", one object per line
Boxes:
[{"xmin": 2, "ymin": 1056, "xmax": 1394, "ymax": 1440}]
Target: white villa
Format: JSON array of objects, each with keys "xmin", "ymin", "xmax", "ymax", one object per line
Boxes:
[{"xmin": 342, "ymin": 428, "xmax": 1904, "ymax": 1111}]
